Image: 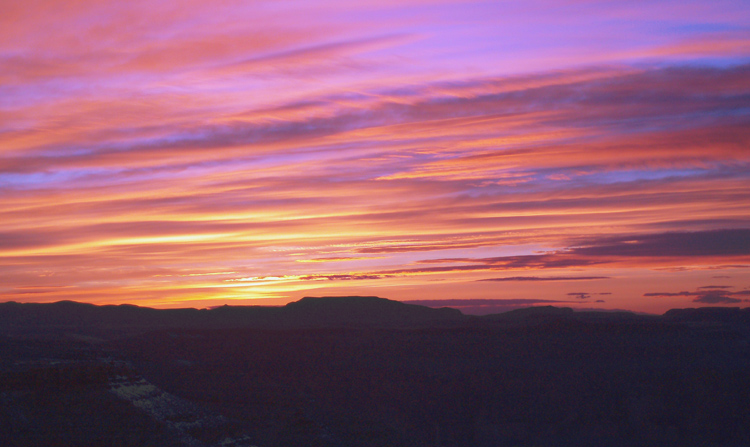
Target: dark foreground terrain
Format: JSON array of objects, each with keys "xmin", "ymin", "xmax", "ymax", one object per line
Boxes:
[{"xmin": 1, "ymin": 297, "xmax": 749, "ymax": 446}]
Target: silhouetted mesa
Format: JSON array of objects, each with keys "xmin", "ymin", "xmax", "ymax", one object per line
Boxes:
[{"xmin": 280, "ymin": 296, "xmax": 464, "ymax": 328}]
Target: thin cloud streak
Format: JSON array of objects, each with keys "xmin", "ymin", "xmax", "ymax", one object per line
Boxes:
[{"xmin": 479, "ymin": 276, "xmax": 610, "ymax": 282}]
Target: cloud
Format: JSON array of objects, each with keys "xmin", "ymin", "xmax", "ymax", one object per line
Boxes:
[
  {"xmin": 479, "ymin": 276, "xmax": 610, "ymax": 282},
  {"xmin": 216, "ymin": 227, "xmax": 750, "ymax": 288},
  {"xmin": 693, "ymin": 294, "xmax": 743, "ymax": 304},
  {"xmin": 567, "ymin": 292, "xmax": 591, "ymax": 299},
  {"xmin": 372, "ymin": 229, "xmax": 750, "ymax": 278},
  {"xmin": 217, "ymin": 33, "xmax": 416, "ymax": 73},
  {"xmin": 370, "ymin": 255, "xmax": 603, "ymax": 276},
  {"xmin": 656, "ymin": 265, "xmax": 750, "ymax": 272},
  {"xmin": 644, "ymin": 288, "xmax": 750, "ymax": 305},
  {"xmin": 646, "ymin": 32, "xmax": 750, "ymax": 58},
  {"xmin": 296, "ymin": 256, "xmax": 384, "ymax": 263},
  {"xmin": 6, "ymin": 63, "xmax": 750, "ymax": 180},
  {"xmin": 643, "ymin": 291, "xmax": 694, "ymax": 297},
  {"xmin": 569, "ymin": 229, "xmax": 750, "ymax": 258},
  {"xmin": 300, "ymin": 274, "xmax": 386, "ymax": 281}
]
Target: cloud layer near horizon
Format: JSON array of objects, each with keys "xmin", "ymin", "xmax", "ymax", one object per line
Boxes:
[{"xmin": 1, "ymin": 0, "xmax": 749, "ymax": 311}]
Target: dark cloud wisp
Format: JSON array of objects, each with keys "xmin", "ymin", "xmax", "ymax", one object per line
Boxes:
[{"xmin": 644, "ymin": 288, "xmax": 750, "ymax": 304}]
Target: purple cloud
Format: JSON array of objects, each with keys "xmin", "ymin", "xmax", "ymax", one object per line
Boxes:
[
  {"xmin": 644, "ymin": 289, "xmax": 749, "ymax": 304},
  {"xmin": 479, "ymin": 276, "xmax": 609, "ymax": 282},
  {"xmin": 570, "ymin": 229, "xmax": 750, "ymax": 258},
  {"xmin": 567, "ymin": 292, "xmax": 591, "ymax": 299}
]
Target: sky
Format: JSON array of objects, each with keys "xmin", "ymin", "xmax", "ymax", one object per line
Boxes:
[{"xmin": 1, "ymin": 0, "xmax": 749, "ymax": 314}]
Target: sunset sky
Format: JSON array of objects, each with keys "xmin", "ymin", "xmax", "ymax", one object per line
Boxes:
[{"xmin": 2, "ymin": 0, "xmax": 749, "ymax": 313}]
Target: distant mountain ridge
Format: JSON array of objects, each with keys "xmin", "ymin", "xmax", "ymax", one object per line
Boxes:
[
  {"xmin": 0, "ymin": 296, "xmax": 465, "ymax": 335},
  {"xmin": 1, "ymin": 296, "xmax": 748, "ymax": 337}
]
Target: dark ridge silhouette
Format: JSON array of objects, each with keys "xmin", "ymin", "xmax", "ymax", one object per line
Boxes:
[
  {"xmin": 0, "ymin": 296, "xmax": 466, "ymax": 337},
  {"xmin": 0, "ymin": 300, "xmax": 202, "ymax": 329},
  {"xmin": 281, "ymin": 296, "xmax": 464, "ymax": 328},
  {"xmin": 1, "ymin": 296, "xmax": 749, "ymax": 446},
  {"xmin": 479, "ymin": 305, "xmax": 651, "ymax": 328},
  {"xmin": 663, "ymin": 306, "xmax": 750, "ymax": 323},
  {"xmin": 0, "ymin": 297, "xmax": 746, "ymax": 336},
  {"xmin": 481, "ymin": 305, "xmax": 575, "ymax": 322}
]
